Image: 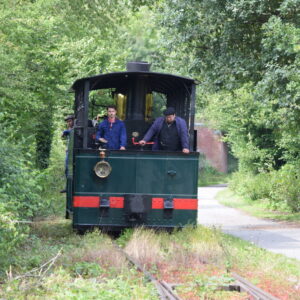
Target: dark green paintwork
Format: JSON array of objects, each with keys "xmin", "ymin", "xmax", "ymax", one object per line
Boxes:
[
  {"xmin": 71, "ymin": 150, "xmax": 199, "ymax": 229},
  {"xmin": 73, "ymin": 208, "xmax": 197, "ymax": 227}
]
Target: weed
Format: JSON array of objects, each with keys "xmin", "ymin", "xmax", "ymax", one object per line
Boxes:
[
  {"xmin": 1, "ymin": 267, "xmax": 159, "ymax": 300},
  {"xmin": 116, "ymin": 228, "xmax": 134, "ymax": 247},
  {"xmin": 65, "ymin": 230, "xmax": 128, "ymax": 274},
  {"xmin": 2, "ymin": 220, "xmax": 299, "ymax": 299},
  {"xmin": 169, "ymin": 226, "xmax": 226, "ymax": 267},
  {"xmin": 72, "ymin": 261, "xmax": 104, "ymax": 278},
  {"xmin": 125, "ymin": 228, "xmax": 163, "ymax": 268}
]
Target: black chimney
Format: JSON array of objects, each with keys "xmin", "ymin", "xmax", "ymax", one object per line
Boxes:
[{"xmin": 126, "ymin": 61, "xmax": 151, "ymax": 72}]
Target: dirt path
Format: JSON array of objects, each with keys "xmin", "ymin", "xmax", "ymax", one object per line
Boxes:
[{"xmin": 197, "ymin": 186, "xmax": 300, "ymax": 261}]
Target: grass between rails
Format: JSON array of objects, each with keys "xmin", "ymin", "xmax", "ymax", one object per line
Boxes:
[
  {"xmin": 218, "ymin": 189, "xmax": 300, "ymax": 224},
  {"xmin": 1, "ymin": 220, "xmax": 300, "ymax": 299}
]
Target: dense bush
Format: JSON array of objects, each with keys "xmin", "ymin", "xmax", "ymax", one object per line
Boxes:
[
  {"xmin": 0, "ymin": 120, "xmax": 73, "ymax": 264},
  {"xmin": 230, "ymin": 162, "xmax": 300, "ymax": 212},
  {"xmin": 229, "ymin": 172, "xmax": 272, "ymax": 202},
  {"xmin": 0, "ymin": 203, "xmax": 28, "ymax": 266},
  {"xmin": 0, "ymin": 132, "xmax": 41, "ymax": 262},
  {"xmin": 0, "ymin": 134, "xmax": 43, "ymax": 219},
  {"xmin": 37, "ymin": 126, "xmax": 68, "ymax": 216},
  {"xmin": 270, "ymin": 163, "xmax": 300, "ymax": 212}
]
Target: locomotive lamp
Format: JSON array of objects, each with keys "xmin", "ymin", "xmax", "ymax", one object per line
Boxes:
[{"xmin": 94, "ymin": 150, "xmax": 112, "ymax": 178}]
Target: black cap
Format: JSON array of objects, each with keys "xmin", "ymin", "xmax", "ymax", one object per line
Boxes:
[
  {"xmin": 64, "ymin": 114, "xmax": 75, "ymax": 121},
  {"xmin": 163, "ymin": 107, "xmax": 176, "ymax": 116}
]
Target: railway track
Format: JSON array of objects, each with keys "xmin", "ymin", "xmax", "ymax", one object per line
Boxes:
[
  {"xmin": 113, "ymin": 240, "xmax": 279, "ymax": 300},
  {"xmin": 231, "ymin": 273, "xmax": 279, "ymax": 300},
  {"xmin": 113, "ymin": 241, "xmax": 181, "ymax": 300},
  {"xmin": 113, "ymin": 241, "xmax": 280, "ymax": 300}
]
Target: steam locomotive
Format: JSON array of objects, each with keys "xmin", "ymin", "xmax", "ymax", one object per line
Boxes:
[{"xmin": 66, "ymin": 62, "xmax": 199, "ymax": 232}]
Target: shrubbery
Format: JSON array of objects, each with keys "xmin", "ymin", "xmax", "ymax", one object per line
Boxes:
[
  {"xmin": 0, "ymin": 135, "xmax": 42, "ymax": 219},
  {"xmin": 270, "ymin": 163, "xmax": 300, "ymax": 212},
  {"xmin": 229, "ymin": 172, "xmax": 272, "ymax": 202},
  {"xmin": 155, "ymin": 0, "xmax": 300, "ymax": 213},
  {"xmin": 230, "ymin": 162, "xmax": 300, "ymax": 212},
  {"xmin": 0, "ymin": 129, "xmax": 66, "ymax": 265},
  {"xmin": 36, "ymin": 127, "xmax": 67, "ymax": 216},
  {"xmin": 0, "ymin": 135, "xmax": 35, "ymax": 263},
  {"xmin": 0, "ymin": 203, "xmax": 28, "ymax": 266}
]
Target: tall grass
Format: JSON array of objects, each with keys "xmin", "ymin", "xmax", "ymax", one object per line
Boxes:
[
  {"xmin": 1, "ymin": 224, "xmax": 299, "ymax": 299},
  {"xmin": 125, "ymin": 228, "xmax": 163, "ymax": 268}
]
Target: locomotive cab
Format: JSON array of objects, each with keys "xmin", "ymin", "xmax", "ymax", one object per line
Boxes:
[{"xmin": 66, "ymin": 62, "xmax": 199, "ymax": 232}]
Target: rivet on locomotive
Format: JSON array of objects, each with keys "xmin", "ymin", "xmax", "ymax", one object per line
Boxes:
[{"xmin": 66, "ymin": 62, "xmax": 199, "ymax": 232}]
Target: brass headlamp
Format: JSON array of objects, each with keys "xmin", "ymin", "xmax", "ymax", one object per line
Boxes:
[{"xmin": 94, "ymin": 150, "xmax": 112, "ymax": 178}]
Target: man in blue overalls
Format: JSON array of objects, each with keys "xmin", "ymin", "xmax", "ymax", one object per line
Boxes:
[{"xmin": 96, "ymin": 105, "xmax": 127, "ymax": 150}]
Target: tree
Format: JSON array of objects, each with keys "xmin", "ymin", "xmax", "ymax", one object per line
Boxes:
[
  {"xmin": 155, "ymin": 0, "xmax": 300, "ymax": 171},
  {"xmin": 0, "ymin": 0, "xmax": 134, "ymax": 168}
]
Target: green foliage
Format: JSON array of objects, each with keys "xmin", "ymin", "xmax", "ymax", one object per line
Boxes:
[
  {"xmin": 153, "ymin": 0, "xmax": 300, "ymax": 211},
  {"xmin": 72, "ymin": 261, "xmax": 104, "ymax": 278},
  {"xmin": 1, "ymin": 0, "xmax": 299, "ymax": 271},
  {"xmin": 219, "ymin": 186, "xmax": 300, "ymax": 222},
  {"xmin": 179, "ymin": 273, "xmax": 234, "ymax": 295},
  {"xmin": 0, "ymin": 0, "xmax": 160, "ymax": 264},
  {"xmin": 270, "ymin": 163, "xmax": 300, "ymax": 212},
  {"xmin": 2, "ymin": 223, "xmax": 300, "ymax": 298},
  {"xmin": 229, "ymin": 171, "xmax": 272, "ymax": 202},
  {"xmin": 2, "ymin": 267, "xmax": 158, "ymax": 300},
  {"xmin": 0, "ymin": 133, "xmax": 42, "ymax": 219},
  {"xmin": 117, "ymin": 228, "xmax": 135, "ymax": 248},
  {"xmin": 0, "ymin": 0, "xmax": 140, "ymax": 169},
  {"xmin": 1, "ymin": 225, "xmax": 158, "ymax": 299},
  {"xmin": 37, "ymin": 126, "xmax": 68, "ymax": 216},
  {"xmin": 0, "ymin": 204, "xmax": 27, "ymax": 266},
  {"xmin": 198, "ymin": 155, "xmax": 230, "ymax": 187},
  {"xmin": 0, "ymin": 125, "xmax": 69, "ymax": 263},
  {"xmin": 230, "ymin": 162, "xmax": 300, "ymax": 212},
  {"xmin": 0, "ymin": 132, "xmax": 41, "ymax": 263}
]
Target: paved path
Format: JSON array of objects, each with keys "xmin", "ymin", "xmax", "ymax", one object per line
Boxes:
[{"xmin": 197, "ymin": 187, "xmax": 300, "ymax": 261}]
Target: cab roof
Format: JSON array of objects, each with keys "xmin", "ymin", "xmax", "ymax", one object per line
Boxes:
[{"xmin": 71, "ymin": 71, "xmax": 196, "ymax": 94}]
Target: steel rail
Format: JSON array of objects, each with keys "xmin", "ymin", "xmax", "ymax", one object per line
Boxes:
[
  {"xmin": 195, "ymin": 253, "xmax": 279, "ymax": 299},
  {"xmin": 112, "ymin": 241, "xmax": 279, "ymax": 299},
  {"xmin": 232, "ymin": 272, "xmax": 280, "ymax": 300},
  {"xmin": 112, "ymin": 241, "xmax": 181, "ymax": 300}
]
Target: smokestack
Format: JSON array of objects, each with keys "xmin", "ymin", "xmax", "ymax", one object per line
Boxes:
[{"xmin": 126, "ymin": 61, "xmax": 151, "ymax": 72}]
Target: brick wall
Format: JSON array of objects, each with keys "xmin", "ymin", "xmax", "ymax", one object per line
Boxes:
[{"xmin": 195, "ymin": 123, "xmax": 228, "ymax": 173}]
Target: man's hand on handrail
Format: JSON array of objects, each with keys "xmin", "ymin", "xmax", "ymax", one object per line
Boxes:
[{"xmin": 139, "ymin": 140, "xmax": 146, "ymax": 146}]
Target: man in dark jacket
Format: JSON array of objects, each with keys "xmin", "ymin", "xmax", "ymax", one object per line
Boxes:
[
  {"xmin": 96, "ymin": 105, "xmax": 127, "ymax": 150},
  {"xmin": 62, "ymin": 114, "xmax": 74, "ymax": 139},
  {"xmin": 139, "ymin": 107, "xmax": 190, "ymax": 153},
  {"xmin": 61, "ymin": 114, "xmax": 75, "ymax": 193}
]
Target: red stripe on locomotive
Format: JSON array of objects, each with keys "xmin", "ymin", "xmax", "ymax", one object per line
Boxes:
[
  {"xmin": 73, "ymin": 196, "xmax": 99, "ymax": 207},
  {"xmin": 109, "ymin": 197, "xmax": 124, "ymax": 208},
  {"xmin": 173, "ymin": 198, "xmax": 198, "ymax": 210},
  {"xmin": 152, "ymin": 198, "xmax": 198, "ymax": 210},
  {"xmin": 152, "ymin": 198, "xmax": 164, "ymax": 209},
  {"xmin": 73, "ymin": 196, "xmax": 197, "ymax": 210}
]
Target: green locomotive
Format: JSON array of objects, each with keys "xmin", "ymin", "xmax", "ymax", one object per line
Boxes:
[{"xmin": 66, "ymin": 62, "xmax": 199, "ymax": 232}]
